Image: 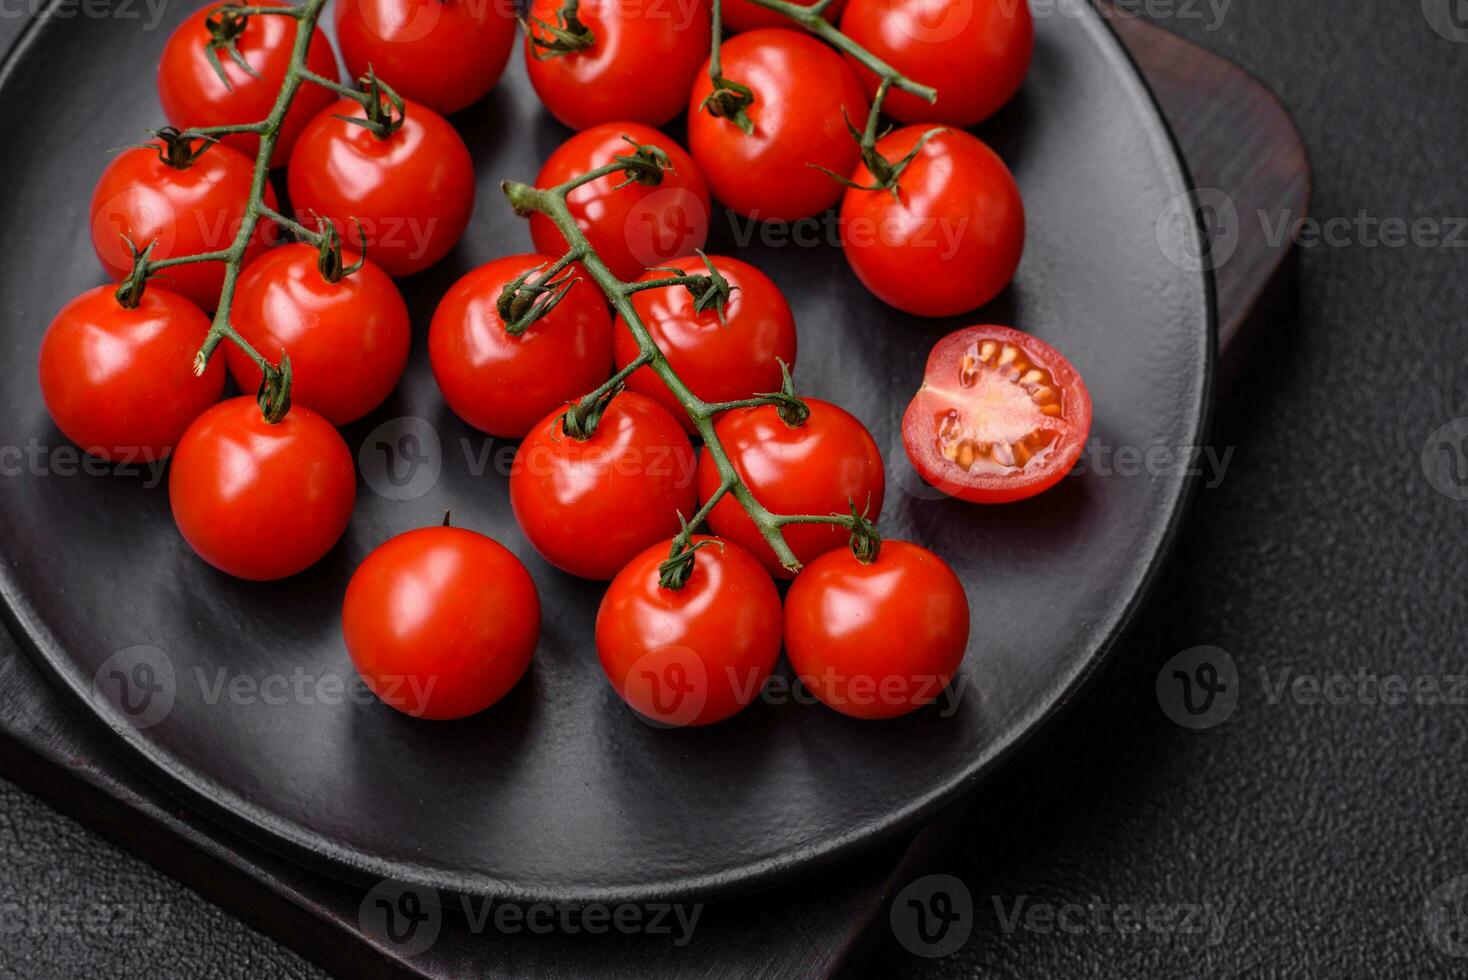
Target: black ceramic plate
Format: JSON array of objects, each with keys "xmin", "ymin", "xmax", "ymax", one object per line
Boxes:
[{"xmin": 0, "ymin": 0, "xmax": 1211, "ymax": 902}]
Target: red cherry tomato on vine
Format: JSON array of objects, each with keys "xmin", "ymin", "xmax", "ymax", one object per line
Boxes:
[
  {"xmin": 613, "ymin": 255, "xmax": 796, "ymax": 434},
  {"xmin": 784, "ymin": 540, "xmax": 969, "ymax": 720},
  {"xmin": 335, "ymin": 0, "xmax": 517, "ymax": 115},
  {"xmin": 288, "ymin": 97, "xmax": 474, "ymax": 277},
  {"xmin": 169, "ymin": 397, "xmax": 356, "ymax": 581},
  {"xmin": 343, "ymin": 525, "xmax": 540, "ymax": 720},
  {"xmin": 510, "ymin": 392, "xmax": 697, "ymax": 580},
  {"xmin": 696, "ymin": 398, "xmax": 885, "ymax": 577},
  {"xmin": 840, "ymin": 127, "xmax": 1024, "ymax": 317},
  {"xmin": 596, "ymin": 536, "xmax": 782, "ymax": 727},
  {"xmin": 226, "ymin": 244, "xmax": 410, "ymax": 426},
  {"xmin": 530, "ymin": 123, "xmax": 711, "ymax": 283},
  {"xmin": 902, "ymin": 325, "xmax": 1092, "ymax": 504},
  {"xmin": 839, "ymin": 0, "xmax": 1032, "ymax": 127},
  {"xmin": 721, "ymin": 0, "xmax": 845, "ymax": 34},
  {"xmin": 688, "ymin": 28, "xmax": 869, "ymax": 222},
  {"xmin": 38, "ymin": 286, "xmax": 223, "ymax": 462},
  {"xmin": 90, "ymin": 141, "xmax": 278, "ymax": 312},
  {"xmin": 158, "ymin": 0, "xmax": 338, "ymax": 168},
  {"xmin": 523, "ymin": 0, "xmax": 711, "ymax": 131},
  {"xmin": 430, "ymin": 253, "xmax": 613, "ymax": 438}
]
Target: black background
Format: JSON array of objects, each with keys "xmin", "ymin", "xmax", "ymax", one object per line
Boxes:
[{"xmin": 2, "ymin": 1, "xmax": 1465, "ymax": 977}]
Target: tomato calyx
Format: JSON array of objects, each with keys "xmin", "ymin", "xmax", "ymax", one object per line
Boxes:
[
  {"xmin": 657, "ymin": 533, "xmax": 722, "ymax": 590},
  {"xmin": 137, "ymin": 126, "xmax": 216, "ymax": 170},
  {"xmin": 610, "ymin": 137, "xmax": 672, "ymax": 189},
  {"xmin": 522, "ymin": 0, "xmax": 595, "ymax": 60},
  {"xmin": 700, "ymin": 76, "xmax": 755, "ymax": 136},
  {"xmin": 254, "ymin": 353, "xmax": 293, "ymax": 423},
  {"xmin": 843, "ymin": 499, "xmax": 882, "ymax": 563},
  {"xmin": 203, "ymin": 3, "xmax": 261, "ymax": 88},
  {"xmin": 649, "ymin": 251, "xmax": 737, "ymax": 325},
  {"xmin": 113, "ymin": 238, "xmax": 158, "ymax": 310},
  {"xmin": 313, "ymin": 218, "xmax": 368, "ymax": 284},
  {"xmin": 332, "ymin": 68, "xmax": 406, "ymax": 140},
  {"xmin": 496, "ymin": 261, "xmax": 581, "ymax": 336},
  {"xmin": 559, "ymin": 382, "xmax": 621, "ymax": 441}
]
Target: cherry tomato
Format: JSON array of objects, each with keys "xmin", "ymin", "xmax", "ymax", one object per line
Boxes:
[
  {"xmin": 287, "ymin": 97, "xmax": 474, "ymax": 277},
  {"xmin": 596, "ymin": 536, "xmax": 781, "ymax": 726},
  {"xmin": 157, "ymin": 0, "xmax": 338, "ymax": 167},
  {"xmin": 523, "ymin": 0, "xmax": 711, "ymax": 130},
  {"xmin": 343, "ymin": 525, "xmax": 540, "ymax": 720},
  {"xmin": 785, "ymin": 540, "xmax": 969, "ymax": 719},
  {"xmin": 530, "ymin": 123, "xmax": 711, "ymax": 282},
  {"xmin": 903, "ymin": 325, "xmax": 1091, "ymax": 504},
  {"xmin": 613, "ymin": 254, "xmax": 796, "ymax": 434},
  {"xmin": 722, "ymin": 0, "xmax": 845, "ymax": 33},
  {"xmin": 226, "ymin": 244, "xmax": 410, "ymax": 426},
  {"xmin": 696, "ymin": 398, "xmax": 884, "ymax": 577},
  {"xmin": 90, "ymin": 140, "xmax": 278, "ymax": 312},
  {"xmin": 38, "ymin": 286, "xmax": 223, "ymax": 462},
  {"xmin": 335, "ymin": 0, "xmax": 517, "ymax": 115},
  {"xmin": 169, "ymin": 397, "xmax": 356, "ymax": 580},
  {"xmin": 430, "ymin": 253, "xmax": 613, "ymax": 438},
  {"xmin": 510, "ymin": 391, "xmax": 698, "ymax": 580},
  {"xmin": 687, "ymin": 28, "xmax": 869, "ymax": 222},
  {"xmin": 841, "ymin": 127, "xmax": 1024, "ymax": 317},
  {"xmin": 839, "ymin": 0, "xmax": 1032, "ymax": 127}
]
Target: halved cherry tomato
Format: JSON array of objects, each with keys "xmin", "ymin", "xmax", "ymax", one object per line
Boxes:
[
  {"xmin": 840, "ymin": 126, "xmax": 1024, "ymax": 317},
  {"xmin": 510, "ymin": 391, "xmax": 698, "ymax": 580},
  {"xmin": 228, "ymin": 244, "xmax": 411, "ymax": 425},
  {"xmin": 523, "ymin": 0, "xmax": 711, "ymax": 130},
  {"xmin": 90, "ymin": 140, "xmax": 277, "ymax": 312},
  {"xmin": 430, "ymin": 253, "xmax": 613, "ymax": 438},
  {"xmin": 696, "ymin": 398, "xmax": 884, "ymax": 577},
  {"xmin": 687, "ymin": 28, "xmax": 869, "ymax": 221},
  {"xmin": 722, "ymin": 0, "xmax": 845, "ymax": 33},
  {"xmin": 530, "ymin": 123, "xmax": 711, "ymax": 282},
  {"xmin": 902, "ymin": 325, "xmax": 1092, "ymax": 503},
  {"xmin": 158, "ymin": 0, "xmax": 338, "ymax": 167},
  {"xmin": 784, "ymin": 540, "xmax": 969, "ymax": 720},
  {"xmin": 38, "ymin": 286, "xmax": 223, "ymax": 462},
  {"xmin": 169, "ymin": 397, "xmax": 356, "ymax": 580},
  {"xmin": 597, "ymin": 536, "xmax": 782, "ymax": 726},
  {"xmin": 613, "ymin": 254, "xmax": 796, "ymax": 434},
  {"xmin": 335, "ymin": 0, "xmax": 517, "ymax": 115},
  {"xmin": 343, "ymin": 525, "xmax": 540, "ymax": 720}
]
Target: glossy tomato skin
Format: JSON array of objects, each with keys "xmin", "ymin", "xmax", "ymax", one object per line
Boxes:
[
  {"xmin": 158, "ymin": 0, "xmax": 337, "ymax": 167},
  {"xmin": 697, "ymin": 399, "xmax": 885, "ymax": 577},
  {"xmin": 530, "ymin": 123, "xmax": 711, "ymax": 282},
  {"xmin": 523, "ymin": 0, "xmax": 710, "ymax": 130},
  {"xmin": 688, "ymin": 29, "xmax": 869, "ymax": 222},
  {"xmin": 430, "ymin": 253, "xmax": 613, "ymax": 438},
  {"xmin": 288, "ymin": 98, "xmax": 474, "ymax": 277},
  {"xmin": 169, "ymin": 397, "xmax": 356, "ymax": 581},
  {"xmin": 227, "ymin": 245, "xmax": 410, "ymax": 425},
  {"xmin": 784, "ymin": 541, "xmax": 969, "ymax": 720},
  {"xmin": 335, "ymin": 0, "xmax": 517, "ymax": 115},
  {"xmin": 596, "ymin": 536, "xmax": 782, "ymax": 726},
  {"xmin": 613, "ymin": 255, "xmax": 796, "ymax": 434},
  {"xmin": 38, "ymin": 286, "xmax": 223, "ymax": 462},
  {"xmin": 510, "ymin": 392, "xmax": 698, "ymax": 580},
  {"xmin": 343, "ymin": 526, "xmax": 540, "ymax": 720},
  {"xmin": 903, "ymin": 325, "xmax": 1092, "ymax": 504},
  {"xmin": 839, "ymin": 0, "xmax": 1032, "ymax": 126},
  {"xmin": 722, "ymin": 0, "xmax": 845, "ymax": 33},
  {"xmin": 841, "ymin": 127, "xmax": 1024, "ymax": 317},
  {"xmin": 90, "ymin": 142, "xmax": 278, "ymax": 312}
]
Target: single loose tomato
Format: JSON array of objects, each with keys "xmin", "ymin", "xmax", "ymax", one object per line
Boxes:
[
  {"xmin": 158, "ymin": 0, "xmax": 338, "ymax": 167},
  {"xmin": 530, "ymin": 123, "xmax": 711, "ymax": 282},
  {"xmin": 288, "ymin": 97, "xmax": 474, "ymax": 277},
  {"xmin": 90, "ymin": 140, "xmax": 278, "ymax": 312},
  {"xmin": 169, "ymin": 397, "xmax": 356, "ymax": 580},
  {"xmin": 597, "ymin": 536, "xmax": 781, "ymax": 727},
  {"xmin": 688, "ymin": 28, "xmax": 869, "ymax": 222},
  {"xmin": 785, "ymin": 540, "xmax": 969, "ymax": 720},
  {"xmin": 430, "ymin": 253, "xmax": 613, "ymax": 438},
  {"xmin": 226, "ymin": 244, "xmax": 410, "ymax": 425},
  {"xmin": 903, "ymin": 325, "xmax": 1091, "ymax": 504},
  {"xmin": 841, "ymin": 127, "xmax": 1024, "ymax": 317},
  {"xmin": 335, "ymin": 0, "xmax": 517, "ymax": 115},
  {"xmin": 510, "ymin": 392, "xmax": 698, "ymax": 580},
  {"xmin": 722, "ymin": 0, "xmax": 845, "ymax": 33},
  {"xmin": 523, "ymin": 0, "xmax": 710, "ymax": 130},
  {"xmin": 38, "ymin": 286, "xmax": 223, "ymax": 462},
  {"xmin": 697, "ymin": 399, "xmax": 884, "ymax": 577},
  {"xmin": 839, "ymin": 0, "xmax": 1032, "ymax": 127},
  {"xmin": 343, "ymin": 525, "xmax": 540, "ymax": 720},
  {"xmin": 613, "ymin": 255, "xmax": 796, "ymax": 434}
]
